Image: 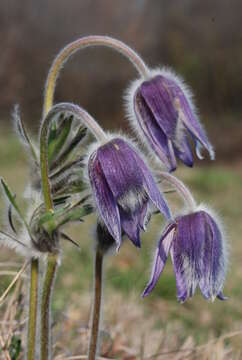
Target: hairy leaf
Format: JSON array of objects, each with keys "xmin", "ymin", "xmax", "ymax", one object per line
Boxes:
[
  {"xmin": 8, "ymin": 202, "xmax": 17, "ymax": 234},
  {"xmin": 1, "ymin": 179, "xmax": 30, "ymax": 232},
  {"xmin": 48, "ymin": 114, "xmax": 73, "ymax": 165},
  {"xmin": 13, "ymin": 105, "xmax": 38, "ymax": 163},
  {"xmin": 50, "ymin": 125, "xmax": 87, "ymax": 171},
  {"xmin": 60, "ymin": 232, "xmax": 80, "ymax": 248},
  {"xmin": 0, "ymin": 230, "xmax": 27, "ymax": 248}
]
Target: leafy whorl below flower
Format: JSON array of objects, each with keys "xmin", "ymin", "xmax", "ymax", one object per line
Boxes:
[
  {"xmin": 127, "ymin": 68, "xmax": 214, "ymax": 172},
  {"xmin": 143, "ymin": 209, "xmax": 227, "ymax": 302},
  {"xmin": 88, "ymin": 137, "xmax": 171, "ymax": 250}
]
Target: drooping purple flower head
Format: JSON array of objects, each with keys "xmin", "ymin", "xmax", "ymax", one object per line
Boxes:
[
  {"xmin": 127, "ymin": 69, "xmax": 214, "ymax": 172},
  {"xmin": 88, "ymin": 137, "xmax": 171, "ymax": 250},
  {"xmin": 143, "ymin": 209, "xmax": 227, "ymax": 302}
]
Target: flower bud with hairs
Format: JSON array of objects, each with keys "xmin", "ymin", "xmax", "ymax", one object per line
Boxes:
[
  {"xmin": 126, "ymin": 68, "xmax": 214, "ymax": 172},
  {"xmin": 143, "ymin": 172, "xmax": 227, "ymax": 302},
  {"xmin": 88, "ymin": 136, "xmax": 171, "ymax": 250}
]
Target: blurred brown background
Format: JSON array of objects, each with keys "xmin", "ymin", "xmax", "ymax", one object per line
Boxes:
[
  {"xmin": 0, "ymin": 2, "xmax": 242, "ymax": 357},
  {"xmin": 0, "ymin": 0, "xmax": 241, "ymax": 161}
]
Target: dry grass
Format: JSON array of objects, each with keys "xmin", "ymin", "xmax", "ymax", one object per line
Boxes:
[{"xmin": 0, "ymin": 269, "xmax": 241, "ymax": 359}]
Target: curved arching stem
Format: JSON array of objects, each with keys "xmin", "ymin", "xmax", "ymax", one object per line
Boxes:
[
  {"xmin": 43, "ymin": 35, "xmax": 150, "ymax": 116},
  {"xmin": 40, "ymin": 35, "xmax": 148, "ymax": 360},
  {"xmin": 158, "ymin": 171, "xmax": 197, "ymax": 211},
  {"xmin": 40, "ymin": 102, "xmax": 108, "ymax": 212}
]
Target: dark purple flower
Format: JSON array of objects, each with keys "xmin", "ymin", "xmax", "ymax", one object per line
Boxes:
[
  {"xmin": 88, "ymin": 137, "xmax": 171, "ymax": 249},
  {"xmin": 129, "ymin": 70, "xmax": 214, "ymax": 172},
  {"xmin": 143, "ymin": 210, "xmax": 227, "ymax": 302}
]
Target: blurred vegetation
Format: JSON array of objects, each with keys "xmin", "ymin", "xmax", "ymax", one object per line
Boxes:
[
  {"xmin": 0, "ymin": 127, "xmax": 242, "ymax": 356},
  {"xmin": 0, "ymin": 0, "xmax": 241, "ymax": 161}
]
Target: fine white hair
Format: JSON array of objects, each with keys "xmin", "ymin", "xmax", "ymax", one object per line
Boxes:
[
  {"xmin": 83, "ymin": 131, "xmax": 163, "ymax": 222},
  {"xmin": 124, "ymin": 66, "xmax": 213, "ymax": 166},
  {"xmin": 174, "ymin": 203, "xmax": 228, "ymax": 300},
  {"xmin": 196, "ymin": 203, "xmax": 229, "ymax": 274}
]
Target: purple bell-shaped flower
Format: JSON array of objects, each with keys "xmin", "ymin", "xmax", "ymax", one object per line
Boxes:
[
  {"xmin": 88, "ymin": 137, "xmax": 171, "ymax": 250},
  {"xmin": 127, "ymin": 68, "xmax": 214, "ymax": 172},
  {"xmin": 143, "ymin": 207, "xmax": 227, "ymax": 302}
]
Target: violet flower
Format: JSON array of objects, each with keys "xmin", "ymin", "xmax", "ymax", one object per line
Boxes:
[
  {"xmin": 127, "ymin": 69, "xmax": 214, "ymax": 172},
  {"xmin": 88, "ymin": 137, "xmax": 171, "ymax": 249},
  {"xmin": 143, "ymin": 209, "xmax": 227, "ymax": 302}
]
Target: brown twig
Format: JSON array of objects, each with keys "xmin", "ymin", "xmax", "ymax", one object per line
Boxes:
[{"xmin": 88, "ymin": 249, "xmax": 104, "ymax": 360}]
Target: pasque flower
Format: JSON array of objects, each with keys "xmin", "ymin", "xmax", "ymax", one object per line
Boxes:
[
  {"xmin": 88, "ymin": 137, "xmax": 171, "ymax": 249},
  {"xmin": 143, "ymin": 208, "xmax": 227, "ymax": 302},
  {"xmin": 127, "ymin": 69, "xmax": 214, "ymax": 172}
]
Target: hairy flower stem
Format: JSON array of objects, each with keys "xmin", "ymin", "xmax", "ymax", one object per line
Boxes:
[
  {"xmin": 40, "ymin": 254, "xmax": 58, "ymax": 360},
  {"xmin": 41, "ymin": 36, "xmax": 144, "ymax": 360},
  {"xmin": 88, "ymin": 248, "xmax": 104, "ymax": 360},
  {"xmin": 27, "ymin": 259, "xmax": 39, "ymax": 360},
  {"xmin": 159, "ymin": 171, "xmax": 197, "ymax": 211},
  {"xmin": 43, "ymin": 35, "xmax": 150, "ymax": 116},
  {"xmin": 40, "ymin": 99, "xmax": 107, "ymax": 360}
]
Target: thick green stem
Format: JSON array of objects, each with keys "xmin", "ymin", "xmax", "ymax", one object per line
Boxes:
[
  {"xmin": 40, "ymin": 254, "xmax": 58, "ymax": 360},
  {"xmin": 88, "ymin": 249, "xmax": 104, "ymax": 360},
  {"xmin": 27, "ymin": 258, "xmax": 39, "ymax": 360}
]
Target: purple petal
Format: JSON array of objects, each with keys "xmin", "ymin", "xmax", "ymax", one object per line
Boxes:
[
  {"xmin": 140, "ymin": 75, "xmax": 177, "ymax": 138},
  {"xmin": 133, "ymin": 73, "xmax": 214, "ymax": 169},
  {"xmin": 159, "ymin": 74, "xmax": 214, "ymax": 159},
  {"xmin": 134, "ymin": 89, "xmax": 177, "ymax": 172},
  {"xmin": 217, "ymin": 292, "xmax": 228, "ymax": 301},
  {"xmin": 131, "ymin": 150, "xmax": 171, "ymax": 219},
  {"xmin": 139, "ymin": 201, "xmax": 149, "ymax": 231},
  {"xmin": 119, "ymin": 207, "xmax": 142, "ymax": 248},
  {"xmin": 142, "ymin": 223, "xmax": 176, "ymax": 297},
  {"xmin": 173, "ymin": 134, "xmax": 194, "ymax": 167},
  {"xmin": 199, "ymin": 212, "xmax": 226, "ymax": 300},
  {"xmin": 88, "ymin": 152, "xmax": 121, "ymax": 247},
  {"xmin": 97, "ymin": 138, "xmax": 144, "ymax": 201},
  {"xmin": 99, "ymin": 137, "xmax": 171, "ymax": 220},
  {"xmin": 167, "ymin": 139, "xmax": 177, "ymax": 171},
  {"xmin": 178, "ymin": 108, "xmax": 214, "ymax": 160},
  {"xmin": 171, "ymin": 213, "xmax": 205, "ymax": 301}
]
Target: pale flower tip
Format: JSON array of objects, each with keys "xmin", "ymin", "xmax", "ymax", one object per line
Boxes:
[
  {"xmin": 217, "ymin": 292, "xmax": 228, "ymax": 301},
  {"xmin": 115, "ymin": 243, "xmax": 121, "ymax": 253},
  {"xmin": 141, "ymin": 288, "xmax": 149, "ymax": 298},
  {"xmin": 195, "ymin": 142, "xmax": 204, "ymax": 160},
  {"xmin": 168, "ymin": 165, "xmax": 177, "ymax": 173},
  {"xmin": 209, "ymin": 148, "xmax": 215, "ymax": 160}
]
